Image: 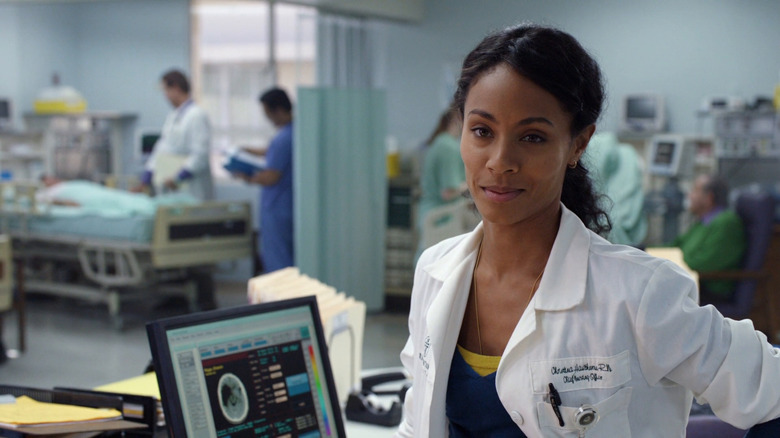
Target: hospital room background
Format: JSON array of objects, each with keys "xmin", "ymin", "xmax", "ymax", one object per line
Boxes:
[{"xmin": 0, "ymin": 0, "xmax": 780, "ymax": 424}]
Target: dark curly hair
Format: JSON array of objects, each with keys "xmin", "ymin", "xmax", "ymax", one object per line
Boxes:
[{"xmin": 453, "ymin": 23, "xmax": 611, "ymax": 235}]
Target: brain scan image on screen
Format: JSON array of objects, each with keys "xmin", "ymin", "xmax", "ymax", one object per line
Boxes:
[{"xmin": 217, "ymin": 373, "xmax": 249, "ymax": 424}]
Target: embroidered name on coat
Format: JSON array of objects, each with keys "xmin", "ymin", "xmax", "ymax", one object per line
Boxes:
[{"xmin": 530, "ymin": 350, "xmax": 631, "ymax": 393}]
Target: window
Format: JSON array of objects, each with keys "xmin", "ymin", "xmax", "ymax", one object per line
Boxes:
[{"xmin": 192, "ymin": 1, "xmax": 316, "ymax": 180}]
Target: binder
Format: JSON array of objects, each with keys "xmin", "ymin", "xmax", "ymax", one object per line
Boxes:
[
  {"xmin": 53, "ymin": 387, "xmax": 159, "ymax": 436},
  {"xmin": 0, "ymin": 385, "xmax": 146, "ymax": 437},
  {"xmin": 248, "ymin": 267, "xmax": 366, "ymax": 404}
]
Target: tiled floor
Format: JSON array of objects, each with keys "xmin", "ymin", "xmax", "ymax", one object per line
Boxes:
[{"xmin": 0, "ymin": 281, "xmax": 409, "ymax": 390}]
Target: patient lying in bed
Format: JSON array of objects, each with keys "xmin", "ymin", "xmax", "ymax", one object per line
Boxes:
[{"xmin": 38, "ymin": 177, "xmax": 197, "ymax": 216}]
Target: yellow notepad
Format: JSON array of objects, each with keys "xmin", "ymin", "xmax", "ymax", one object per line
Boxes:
[
  {"xmin": 94, "ymin": 372, "xmax": 161, "ymax": 400},
  {"xmin": 0, "ymin": 396, "xmax": 121, "ymax": 428}
]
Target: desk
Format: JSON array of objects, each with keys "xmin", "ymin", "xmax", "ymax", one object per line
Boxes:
[
  {"xmin": 149, "ymin": 420, "xmax": 397, "ymax": 437},
  {"xmin": 346, "ymin": 420, "xmax": 398, "ymax": 437}
]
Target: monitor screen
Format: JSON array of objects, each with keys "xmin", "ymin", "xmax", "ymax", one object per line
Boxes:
[
  {"xmin": 147, "ymin": 296, "xmax": 345, "ymax": 438},
  {"xmin": 621, "ymin": 94, "xmax": 666, "ymax": 133},
  {"xmin": 0, "ymin": 99, "xmax": 11, "ymax": 128},
  {"xmin": 140, "ymin": 133, "xmax": 160, "ymax": 155},
  {"xmin": 653, "ymin": 141, "xmax": 676, "ymax": 166},
  {"xmin": 626, "ymin": 97, "xmax": 657, "ymax": 119},
  {"xmin": 647, "ymin": 135, "xmax": 693, "ymax": 177}
]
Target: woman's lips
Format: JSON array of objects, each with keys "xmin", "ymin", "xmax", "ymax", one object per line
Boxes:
[{"xmin": 482, "ymin": 186, "xmax": 523, "ymax": 202}]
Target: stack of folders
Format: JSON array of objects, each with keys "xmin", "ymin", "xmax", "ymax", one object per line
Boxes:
[
  {"xmin": 92, "ymin": 372, "xmax": 165, "ymax": 430},
  {"xmin": 0, "ymin": 388, "xmax": 145, "ymax": 437},
  {"xmin": 248, "ymin": 267, "xmax": 366, "ymax": 405}
]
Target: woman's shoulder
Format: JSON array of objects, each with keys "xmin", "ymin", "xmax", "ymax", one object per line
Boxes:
[
  {"xmin": 587, "ymin": 235, "xmax": 699, "ymax": 300},
  {"xmin": 589, "ymin": 235, "xmax": 686, "ymax": 279}
]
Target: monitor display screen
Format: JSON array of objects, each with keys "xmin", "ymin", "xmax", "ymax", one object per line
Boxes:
[
  {"xmin": 148, "ymin": 297, "xmax": 345, "ymax": 438},
  {"xmin": 0, "ymin": 100, "xmax": 10, "ymax": 119},
  {"xmin": 626, "ymin": 97, "xmax": 657, "ymax": 119},
  {"xmin": 622, "ymin": 94, "xmax": 666, "ymax": 133},
  {"xmin": 647, "ymin": 135, "xmax": 694, "ymax": 177},
  {"xmin": 653, "ymin": 141, "xmax": 676, "ymax": 166},
  {"xmin": 0, "ymin": 99, "xmax": 11, "ymax": 129},
  {"xmin": 140, "ymin": 133, "xmax": 160, "ymax": 155}
]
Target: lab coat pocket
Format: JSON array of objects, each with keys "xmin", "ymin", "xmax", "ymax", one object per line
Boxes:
[{"xmin": 536, "ymin": 387, "xmax": 633, "ymax": 437}]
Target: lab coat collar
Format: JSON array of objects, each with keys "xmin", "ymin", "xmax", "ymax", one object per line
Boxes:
[
  {"xmin": 422, "ymin": 204, "xmax": 591, "ymax": 311},
  {"xmin": 533, "ymin": 205, "xmax": 591, "ymax": 311},
  {"xmin": 423, "ymin": 222, "xmax": 484, "ymax": 282},
  {"xmin": 174, "ymin": 99, "xmax": 194, "ymax": 122}
]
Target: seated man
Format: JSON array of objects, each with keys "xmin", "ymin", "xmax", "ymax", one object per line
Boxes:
[{"xmin": 672, "ymin": 174, "xmax": 746, "ymax": 300}]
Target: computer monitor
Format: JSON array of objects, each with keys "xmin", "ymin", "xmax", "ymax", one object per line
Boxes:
[
  {"xmin": 620, "ymin": 94, "xmax": 666, "ymax": 133},
  {"xmin": 135, "ymin": 129, "xmax": 161, "ymax": 158},
  {"xmin": 647, "ymin": 134, "xmax": 693, "ymax": 177},
  {"xmin": 0, "ymin": 98, "xmax": 12, "ymax": 131},
  {"xmin": 147, "ymin": 296, "xmax": 346, "ymax": 438}
]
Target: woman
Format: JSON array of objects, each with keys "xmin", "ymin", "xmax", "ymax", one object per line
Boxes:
[
  {"xmin": 397, "ymin": 24, "xmax": 780, "ymax": 437},
  {"xmin": 419, "ymin": 106, "xmax": 466, "ymax": 224},
  {"xmin": 417, "ymin": 107, "xmax": 468, "ymax": 257}
]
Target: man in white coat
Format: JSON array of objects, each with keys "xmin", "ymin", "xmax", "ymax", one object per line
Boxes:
[
  {"xmin": 139, "ymin": 69, "xmax": 214, "ymax": 201},
  {"xmin": 138, "ymin": 69, "xmax": 216, "ymax": 310}
]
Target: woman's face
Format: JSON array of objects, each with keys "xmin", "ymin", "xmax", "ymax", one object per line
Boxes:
[{"xmin": 460, "ymin": 63, "xmax": 592, "ymax": 227}]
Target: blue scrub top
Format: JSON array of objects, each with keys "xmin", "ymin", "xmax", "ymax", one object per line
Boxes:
[{"xmin": 260, "ymin": 122, "xmax": 294, "ymax": 273}]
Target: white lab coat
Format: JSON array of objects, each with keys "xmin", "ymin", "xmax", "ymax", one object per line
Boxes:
[
  {"xmin": 397, "ymin": 204, "xmax": 780, "ymax": 437},
  {"xmin": 146, "ymin": 100, "xmax": 213, "ymax": 201}
]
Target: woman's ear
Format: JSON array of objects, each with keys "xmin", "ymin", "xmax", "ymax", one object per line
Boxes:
[{"xmin": 571, "ymin": 124, "xmax": 596, "ymax": 164}]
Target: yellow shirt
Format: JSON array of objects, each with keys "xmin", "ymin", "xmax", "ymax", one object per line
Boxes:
[{"xmin": 457, "ymin": 344, "xmax": 501, "ymax": 377}]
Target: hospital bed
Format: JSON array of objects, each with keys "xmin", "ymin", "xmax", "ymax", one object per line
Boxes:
[
  {"xmin": 0, "ymin": 182, "xmax": 253, "ymax": 328},
  {"xmin": 420, "ymin": 199, "xmax": 481, "ymax": 250}
]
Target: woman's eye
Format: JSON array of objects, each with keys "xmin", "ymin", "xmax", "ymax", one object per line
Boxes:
[
  {"xmin": 521, "ymin": 134, "xmax": 545, "ymax": 143},
  {"xmin": 472, "ymin": 127, "xmax": 491, "ymax": 137}
]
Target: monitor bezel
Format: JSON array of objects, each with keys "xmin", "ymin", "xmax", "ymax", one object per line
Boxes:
[
  {"xmin": 620, "ymin": 93, "xmax": 666, "ymax": 133},
  {"xmin": 647, "ymin": 134, "xmax": 686, "ymax": 177},
  {"xmin": 134, "ymin": 127, "xmax": 161, "ymax": 160},
  {"xmin": 0, "ymin": 97, "xmax": 12, "ymax": 129},
  {"xmin": 146, "ymin": 296, "xmax": 346, "ymax": 438}
]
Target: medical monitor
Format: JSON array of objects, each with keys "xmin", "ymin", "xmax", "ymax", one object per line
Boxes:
[
  {"xmin": 647, "ymin": 134, "xmax": 694, "ymax": 177},
  {"xmin": 0, "ymin": 98, "xmax": 11, "ymax": 131},
  {"xmin": 147, "ymin": 296, "xmax": 346, "ymax": 438},
  {"xmin": 135, "ymin": 128, "xmax": 161, "ymax": 163},
  {"xmin": 620, "ymin": 94, "xmax": 667, "ymax": 133}
]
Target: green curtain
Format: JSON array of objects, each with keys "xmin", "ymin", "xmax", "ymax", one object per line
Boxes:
[{"xmin": 295, "ymin": 87, "xmax": 387, "ymax": 311}]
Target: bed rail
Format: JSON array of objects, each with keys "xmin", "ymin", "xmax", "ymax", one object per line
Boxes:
[
  {"xmin": 151, "ymin": 201, "xmax": 253, "ymax": 268},
  {"xmin": 77, "ymin": 244, "xmax": 144, "ymax": 287}
]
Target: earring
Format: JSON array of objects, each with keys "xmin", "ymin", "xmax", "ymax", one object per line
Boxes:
[{"xmin": 568, "ymin": 161, "xmax": 578, "ymax": 169}]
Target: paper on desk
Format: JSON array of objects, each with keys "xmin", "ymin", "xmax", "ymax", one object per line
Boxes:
[
  {"xmin": 0, "ymin": 396, "xmax": 121, "ymax": 428},
  {"xmin": 94, "ymin": 372, "xmax": 161, "ymax": 400}
]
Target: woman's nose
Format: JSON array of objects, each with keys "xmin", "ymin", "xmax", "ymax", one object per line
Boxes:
[{"xmin": 487, "ymin": 138, "xmax": 520, "ymax": 174}]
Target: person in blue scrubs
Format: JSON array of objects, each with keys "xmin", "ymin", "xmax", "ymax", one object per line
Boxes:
[{"xmin": 238, "ymin": 88, "xmax": 294, "ymax": 273}]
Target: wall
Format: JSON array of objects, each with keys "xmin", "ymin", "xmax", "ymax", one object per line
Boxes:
[
  {"xmin": 6, "ymin": 1, "xmax": 780, "ymax": 153},
  {"xmin": 0, "ymin": 0, "xmax": 189, "ymax": 146},
  {"xmin": 74, "ymin": 0, "xmax": 190, "ymax": 133},
  {"xmin": 0, "ymin": 3, "xmax": 80, "ymax": 127},
  {"xmin": 73, "ymin": 0, "xmax": 190, "ymax": 173},
  {"xmin": 0, "ymin": 7, "xmax": 22, "ymax": 126},
  {"xmin": 288, "ymin": 0, "xmax": 423, "ymax": 22},
  {"xmin": 380, "ymin": 0, "xmax": 780, "ymax": 149}
]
